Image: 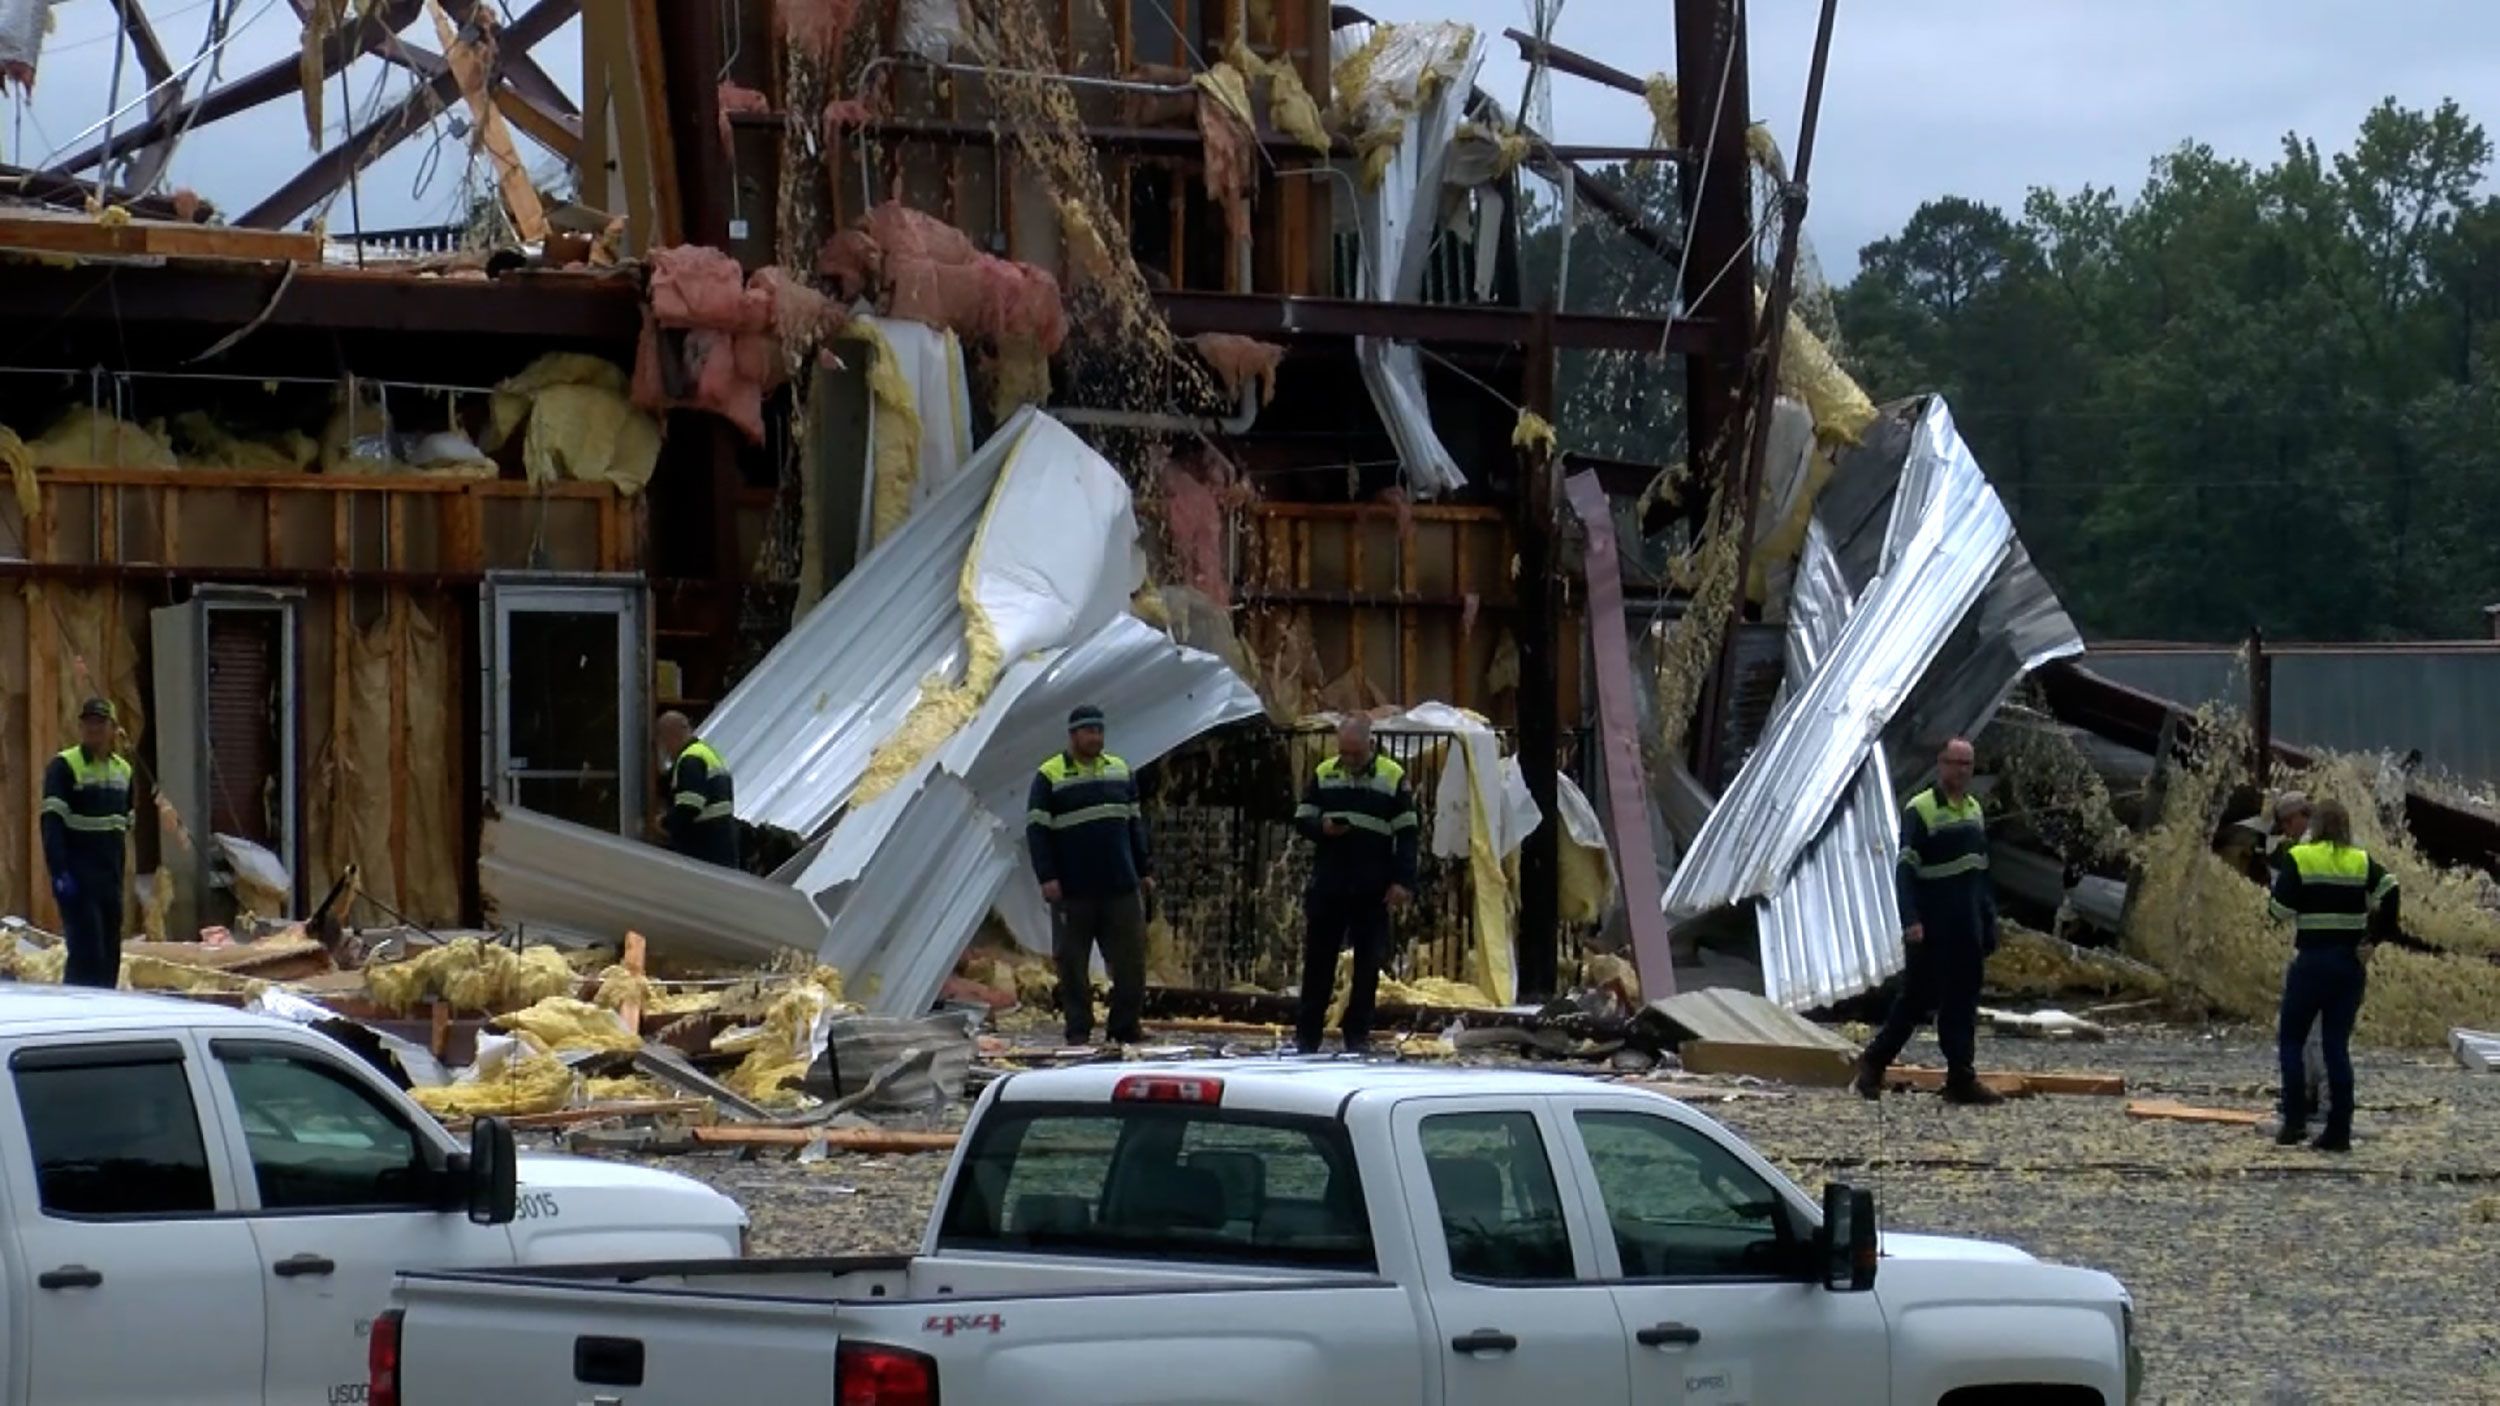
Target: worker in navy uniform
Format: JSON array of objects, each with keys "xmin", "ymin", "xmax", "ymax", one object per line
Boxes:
[
  {"xmin": 41, "ymin": 698, "xmax": 135, "ymax": 989},
  {"xmin": 656, "ymin": 710, "xmax": 741, "ymax": 869},
  {"xmin": 1292, "ymin": 715, "xmax": 1419, "ymax": 1054},
  {"xmin": 2262, "ymin": 790, "xmax": 2328, "ymax": 1119},
  {"xmin": 1855, "ymin": 736, "xmax": 2004, "ymax": 1105},
  {"xmin": 1026, "ymin": 705, "xmax": 1154, "ymax": 1046},
  {"xmin": 2269, "ymin": 798, "xmax": 2397, "ymax": 1152}
]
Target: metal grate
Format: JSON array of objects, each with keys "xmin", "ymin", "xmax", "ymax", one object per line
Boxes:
[{"xmin": 1143, "ymin": 721, "xmax": 1595, "ymax": 993}]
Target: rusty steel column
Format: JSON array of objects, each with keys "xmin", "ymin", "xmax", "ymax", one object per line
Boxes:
[{"xmin": 1515, "ymin": 305, "xmax": 1564, "ymax": 1002}]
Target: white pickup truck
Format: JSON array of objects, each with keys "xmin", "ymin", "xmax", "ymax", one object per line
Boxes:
[
  {"xmin": 376, "ymin": 1059, "xmax": 2142, "ymax": 1405},
  {"xmin": 0, "ymin": 986, "xmax": 746, "ymax": 1405}
]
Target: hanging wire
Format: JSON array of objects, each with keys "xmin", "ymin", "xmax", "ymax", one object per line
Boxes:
[{"xmin": 95, "ymin": 1, "xmax": 133, "ymax": 203}]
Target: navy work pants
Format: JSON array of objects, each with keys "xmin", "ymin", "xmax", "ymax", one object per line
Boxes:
[
  {"xmin": 1296, "ymin": 888, "xmax": 1392, "ymax": 1053},
  {"xmin": 1863, "ymin": 933, "xmax": 1982, "ymax": 1079},
  {"xmin": 2278, "ymin": 944, "xmax": 2366, "ymax": 1140},
  {"xmin": 57, "ymin": 872, "xmax": 124, "ymax": 989}
]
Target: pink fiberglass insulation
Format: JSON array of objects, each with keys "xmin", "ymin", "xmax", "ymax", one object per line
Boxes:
[
  {"xmin": 1197, "ymin": 97, "xmax": 1254, "ymax": 243},
  {"xmin": 774, "ymin": 0, "xmax": 862, "ymax": 60},
  {"xmin": 823, "ymin": 202, "xmax": 1069, "ymax": 354},
  {"xmin": 717, "ymin": 81, "xmax": 771, "ymax": 156},
  {"xmin": 634, "ymin": 247, "xmax": 825, "ymax": 444},
  {"xmin": 1191, "ymin": 333, "xmax": 1285, "ymax": 406},
  {"xmin": 822, "ymin": 97, "xmax": 875, "ymax": 139},
  {"xmin": 1158, "ymin": 449, "xmax": 1249, "ymax": 609}
]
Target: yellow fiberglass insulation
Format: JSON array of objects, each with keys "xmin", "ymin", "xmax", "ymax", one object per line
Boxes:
[
  {"xmin": 1755, "ymin": 287, "xmax": 1878, "ymax": 446},
  {"xmin": 28, "ymin": 406, "xmax": 179, "ymax": 471},
  {"xmin": 843, "ymin": 319, "xmax": 926, "ymax": 547},
  {"xmin": 1226, "ymin": 41, "xmax": 1328, "ymax": 154},
  {"xmin": 716, "ymin": 967, "xmax": 851, "ymax": 1107},
  {"xmin": 591, "ymin": 963, "xmax": 658, "ymax": 1014},
  {"xmin": 1510, "ymin": 409, "xmax": 1557, "ymax": 456},
  {"xmin": 168, "ymin": 412, "xmax": 318, "ymax": 473},
  {"xmin": 3, "ymin": 425, "xmax": 39, "ymax": 518},
  {"xmin": 365, "ymin": 938, "xmax": 579, "ymax": 1014},
  {"xmin": 486, "ymin": 350, "xmax": 660, "ymax": 496},
  {"xmin": 1324, "ymin": 952, "xmax": 1495, "ymax": 1030},
  {"xmin": 581, "ymin": 1075, "xmax": 676, "ymax": 1104},
  {"xmin": 496, "ymin": 996, "xmax": 641, "ymax": 1054},
  {"xmin": 852, "ymin": 419, "xmax": 1040, "ymax": 805},
  {"xmin": 1641, "ymin": 74, "xmax": 1678, "ymax": 148},
  {"xmin": 411, "ymin": 1048, "xmax": 576, "ymax": 1119}
]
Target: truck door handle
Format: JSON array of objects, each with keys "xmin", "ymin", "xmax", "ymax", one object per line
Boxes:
[
  {"xmin": 1450, "ymin": 1329, "xmax": 1518, "ymax": 1355},
  {"xmin": 1637, "ymin": 1321, "xmax": 1704, "ymax": 1348},
  {"xmin": 38, "ymin": 1265, "xmax": 102, "ymax": 1290},
  {"xmin": 273, "ymin": 1254, "xmax": 337, "ymax": 1278}
]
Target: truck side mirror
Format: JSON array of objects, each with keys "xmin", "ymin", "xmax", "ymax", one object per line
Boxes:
[
  {"xmin": 1820, "ymin": 1182, "xmax": 1878, "ymax": 1292},
  {"xmin": 468, "ymin": 1117, "xmax": 519, "ymax": 1226}
]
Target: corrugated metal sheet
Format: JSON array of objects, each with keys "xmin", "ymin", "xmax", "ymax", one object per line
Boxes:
[
  {"xmin": 1755, "ymin": 521, "xmax": 1904, "ymax": 1010},
  {"xmin": 1667, "ymin": 397, "xmax": 2084, "ymax": 1010},
  {"xmin": 479, "ymin": 806, "xmax": 828, "ymax": 964},
  {"xmin": 2084, "ymin": 645, "xmax": 2500, "ymax": 782},
  {"xmin": 700, "ymin": 419, "xmax": 1003, "ymax": 837},
  {"xmin": 1664, "ymin": 398, "xmax": 2042, "ymax": 916},
  {"xmin": 825, "ymin": 774, "xmax": 1019, "ymax": 1017}
]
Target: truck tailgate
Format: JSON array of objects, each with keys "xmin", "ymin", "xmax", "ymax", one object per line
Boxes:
[{"xmin": 391, "ymin": 1271, "xmax": 843, "ymax": 1404}]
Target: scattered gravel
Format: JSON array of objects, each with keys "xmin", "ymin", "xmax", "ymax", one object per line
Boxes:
[{"xmin": 603, "ymin": 1024, "xmax": 2500, "ymax": 1404}]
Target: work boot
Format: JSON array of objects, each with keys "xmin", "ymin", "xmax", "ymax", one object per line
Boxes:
[
  {"xmin": 2312, "ymin": 1129, "xmax": 2352, "ymax": 1153},
  {"xmin": 2273, "ymin": 1123, "xmax": 2309, "ymax": 1147},
  {"xmin": 1940, "ymin": 1074, "xmax": 2005, "ymax": 1107},
  {"xmin": 1851, "ymin": 1055, "xmax": 1885, "ymax": 1101}
]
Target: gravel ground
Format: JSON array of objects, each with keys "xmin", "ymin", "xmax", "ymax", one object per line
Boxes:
[{"xmin": 610, "ymin": 1024, "xmax": 2500, "ymax": 1404}]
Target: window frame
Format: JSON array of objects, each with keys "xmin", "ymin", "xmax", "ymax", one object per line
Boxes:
[
  {"xmin": 1410, "ymin": 1104, "xmax": 1592, "ymax": 1288},
  {"xmin": 935, "ymin": 1100, "xmax": 1378, "ymax": 1273},
  {"xmin": 1559, "ymin": 1102, "xmax": 1817, "ymax": 1286},
  {"xmin": 6, "ymin": 1036, "xmax": 231, "ymax": 1223},
  {"xmin": 205, "ymin": 1037, "xmax": 450, "ymax": 1218}
]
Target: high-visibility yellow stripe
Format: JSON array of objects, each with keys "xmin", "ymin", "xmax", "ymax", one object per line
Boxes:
[
  {"xmin": 1390, "ymin": 812, "xmax": 1419, "ymax": 831},
  {"xmin": 697, "ymin": 802, "xmax": 734, "ymax": 822},
  {"xmin": 1327, "ymin": 812, "xmax": 1395, "ymax": 836},
  {"xmin": 2370, "ymin": 873, "xmax": 2399, "ymax": 899},
  {"xmin": 1912, "ymin": 853, "xmax": 1989, "ymax": 880},
  {"xmin": 1027, "ymin": 809, "xmax": 1054, "ymax": 827},
  {"xmin": 1046, "ymin": 803, "xmax": 1134, "ymax": 829},
  {"xmin": 2296, "ymin": 912, "xmax": 2367, "ymax": 932},
  {"xmin": 59, "ymin": 813, "xmax": 130, "ymax": 833},
  {"xmin": 673, "ymin": 790, "xmax": 710, "ymax": 810},
  {"xmin": 2269, "ymin": 899, "xmax": 2297, "ymax": 921},
  {"xmin": 41, "ymin": 798, "xmax": 71, "ymax": 819},
  {"xmin": 1294, "ymin": 804, "xmax": 1320, "ymax": 819}
]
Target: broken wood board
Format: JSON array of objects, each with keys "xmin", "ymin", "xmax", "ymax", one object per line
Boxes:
[
  {"xmin": 1881, "ymin": 1068, "xmax": 2036, "ymax": 1099},
  {"xmin": 0, "ymin": 209, "xmax": 319, "ymax": 263},
  {"xmin": 689, "ymin": 1126, "xmax": 961, "ymax": 1154},
  {"xmin": 1676, "ymin": 1040, "xmax": 1857, "ymax": 1087},
  {"xmin": 1646, "ymin": 988, "xmax": 1856, "ymax": 1052},
  {"xmin": 1889, "ymin": 1065, "xmax": 2125, "ymax": 1097},
  {"xmin": 124, "ymin": 936, "xmax": 333, "ymax": 983},
  {"xmin": 2124, "ymin": 1099, "xmax": 2265, "ymax": 1127}
]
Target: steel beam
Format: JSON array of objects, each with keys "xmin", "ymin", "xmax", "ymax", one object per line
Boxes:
[
  {"xmin": 237, "ymin": 0, "xmax": 577, "ymax": 230},
  {"xmin": 47, "ymin": 0, "xmax": 432, "ymax": 177},
  {"xmin": 0, "ymin": 263, "xmax": 641, "ymax": 342},
  {"xmin": 1155, "ymin": 290, "xmax": 1715, "ymax": 354}
]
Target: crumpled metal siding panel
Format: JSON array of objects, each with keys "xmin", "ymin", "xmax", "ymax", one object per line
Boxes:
[{"xmin": 479, "ymin": 806, "xmax": 829, "ymax": 964}]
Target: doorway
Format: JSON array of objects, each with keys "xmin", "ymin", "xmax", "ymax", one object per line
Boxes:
[{"xmin": 480, "ymin": 576, "xmax": 647, "ymax": 835}]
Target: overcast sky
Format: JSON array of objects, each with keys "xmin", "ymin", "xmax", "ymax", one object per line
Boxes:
[{"xmin": 7, "ymin": 0, "xmax": 2496, "ymax": 276}]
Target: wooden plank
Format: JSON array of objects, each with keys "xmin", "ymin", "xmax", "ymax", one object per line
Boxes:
[
  {"xmin": 39, "ymin": 466, "xmax": 612, "ymax": 498},
  {"xmin": 447, "ymin": 1099, "xmax": 715, "ymax": 1132},
  {"xmin": 157, "ymin": 485, "xmax": 177, "ymax": 563},
  {"xmin": 430, "ymin": 1000, "xmax": 451, "ymax": 1058},
  {"xmin": 690, "ymin": 1126, "xmax": 961, "ymax": 1154},
  {"xmin": 1453, "ymin": 522, "xmax": 1472, "ymax": 709},
  {"xmin": 1676, "ymin": 1040, "xmax": 1856, "ymax": 1088},
  {"xmin": 626, "ymin": 0, "xmax": 684, "ymax": 248},
  {"xmin": 387, "ymin": 583, "xmax": 410, "ymax": 909},
  {"xmin": 595, "ymin": 493, "xmax": 622, "ymax": 571},
  {"xmin": 0, "ymin": 210, "xmax": 320, "ymax": 263},
  {"xmin": 263, "ymin": 487, "xmax": 284, "ymax": 569},
  {"xmin": 2124, "ymin": 1099, "xmax": 2265, "ymax": 1127},
  {"xmin": 1881, "ymin": 1067, "xmax": 2037, "ymax": 1100},
  {"xmin": 443, "ymin": 493, "xmax": 484, "ymax": 573},
  {"xmin": 96, "ymin": 487, "xmax": 119, "ymax": 565},
  {"xmin": 620, "ymin": 930, "xmax": 647, "ymax": 1034}
]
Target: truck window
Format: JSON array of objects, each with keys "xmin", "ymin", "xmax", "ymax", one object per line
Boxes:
[
  {"xmin": 12, "ymin": 1048, "xmax": 215, "ymax": 1217},
  {"xmin": 939, "ymin": 1105, "xmax": 1373, "ymax": 1271},
  {"xmin": 1416, "ymin": 1111, "xmax": 1575, "ymax": 1283},
  {"xmin": 213, "ymin": 1046, "xmax": 434, "ymax": 1211},
  {"xmin": 1574, "ymin": 1111, "xmax": 1795, "ymax": 1280}
]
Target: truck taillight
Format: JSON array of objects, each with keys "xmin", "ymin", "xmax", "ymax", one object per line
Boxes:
[
  {"xmin": 367, "ymin": 1309, "xmax": 403, "ymax": 1406},
  {"xmin": 837, "ymin": 1342, "xmax": 938, "ymax": 1406},
  {"xmin": 1114, "ymin": 1074, "xmax": 1223, "ymax": 1105}
]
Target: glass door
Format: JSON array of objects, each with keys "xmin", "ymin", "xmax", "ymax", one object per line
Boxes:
[{"xmin": 480, "ymin": 575, "xmax": 647, "ymax": 835}]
